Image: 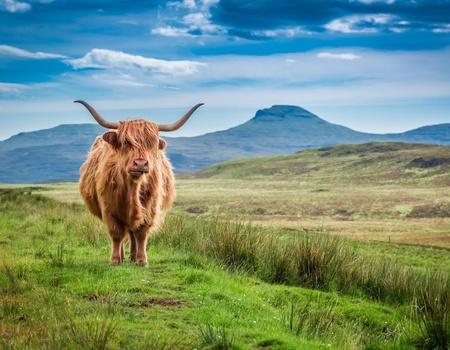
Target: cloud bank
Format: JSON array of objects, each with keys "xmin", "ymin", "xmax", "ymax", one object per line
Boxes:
[
  {"xmin": 65, "ymin": 49, "xmax": 207, "ymax": 76},
  {"xmin": 0, "ymin": 45, "xmax": 67, "ymax": 59}
]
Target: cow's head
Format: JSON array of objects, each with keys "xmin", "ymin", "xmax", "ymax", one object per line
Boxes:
[
  {"xmin": 75, "ymin": 100, "xmax": 203, "ymax": 181},
  {"xmin": 102, "ymin": 120, "xmax": 163, "ymax": 180}
]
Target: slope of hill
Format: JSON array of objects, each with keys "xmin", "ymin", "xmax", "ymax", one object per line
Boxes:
[
  {"xmin": 176, "ymin": 142, "xmax": 450, "ymax": 238},
  {"xmin": 0, "ymin": 105, "xmax": 449, "ymax": 183},
  {"xmin": 194, "ymin": 142, "xmax": 450, "ymax": 187},
  {"xmin": 0, "ymin": 124, "xmax": 104, "ymax": 152},
  {"xmin": 0, "ymin": 124, "xmax": 105, "ymax": 183}
]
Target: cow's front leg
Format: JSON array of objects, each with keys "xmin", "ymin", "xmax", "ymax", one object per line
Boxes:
[
  {"xmin": 133, "ymin": 225, "xmax": 150, "ymax": 267},
  {"xmin": 107, "ymin": 222, "xmax": 127, "ymax": 265},
  {"xmin": 129, "ymin": 230, "xmax": 137, "ymax": 262}
]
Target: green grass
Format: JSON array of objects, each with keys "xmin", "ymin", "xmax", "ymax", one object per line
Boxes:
[
  {"xmin": 1, "ymin": 188, "xmax": 450, "ymax": 349},
  {"xmin": 0, "ymin": 189, "xmax": 305, "ymax": 349}
]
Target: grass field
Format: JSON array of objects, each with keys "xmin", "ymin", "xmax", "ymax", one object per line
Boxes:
[{"xmin": 1, "ymin": 142, "xmax": 450, "ymax": 349}]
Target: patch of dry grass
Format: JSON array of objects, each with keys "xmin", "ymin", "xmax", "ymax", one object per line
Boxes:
[{"xmin": 173, "ymin": 178, "xmax": 450, "ymax": 248}]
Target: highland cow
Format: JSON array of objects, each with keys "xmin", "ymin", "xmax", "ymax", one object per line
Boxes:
[{"xmin": 76, "ymin": 100, "xmax": 203, "ymax": 266}]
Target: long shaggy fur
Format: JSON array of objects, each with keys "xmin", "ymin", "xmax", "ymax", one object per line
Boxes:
[{"xmin": 79, "ymin": 119, "xmax": 175, "ymax": 266}]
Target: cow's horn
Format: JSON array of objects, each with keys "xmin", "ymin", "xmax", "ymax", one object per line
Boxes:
[
  {"xmin": 157, "ymin": 103, "xmax": 204, "ymax": 132},
  {"xmin": 74, "ymin": 100, "xmax": 120, "ymax": 129}
]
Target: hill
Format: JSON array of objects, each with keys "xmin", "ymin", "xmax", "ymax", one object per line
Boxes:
[
  {"xmin": 194, "ymin": 142, "xmax": 450, "ymax": 185},
  {"xmin": 1, "ymin": 105, "xmax": 450, "ymax": 183}
]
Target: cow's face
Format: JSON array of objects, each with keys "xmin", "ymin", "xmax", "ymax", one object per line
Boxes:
[{"xmin": 102, "ymin": 119, "xmax": 166, "ymax": 181}]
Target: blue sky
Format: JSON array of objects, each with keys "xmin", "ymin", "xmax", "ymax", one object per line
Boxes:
[{"xmin": 0, "ymin": 0, "xmax": 449, "ymax": 141}]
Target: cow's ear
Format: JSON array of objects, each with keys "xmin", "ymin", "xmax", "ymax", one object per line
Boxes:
[
  {"xmin": 158, "ymin": 138, "xmax": 167, "ymax": 150},
  {"xmin": 103, "ymin": 131, "xmax": 119, "ymax": 148}
]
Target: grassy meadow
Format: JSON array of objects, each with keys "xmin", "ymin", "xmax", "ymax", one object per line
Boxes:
[{"xmin": 1, "ymin": 142, "xmax": 450, "ymax": 349}]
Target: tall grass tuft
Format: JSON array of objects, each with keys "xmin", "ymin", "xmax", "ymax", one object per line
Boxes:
[
  {"xmin": 349, "ymin": 259, "xmax": 420, "ymax": 304},
  {"xmin": 198, "ymin": 218, "xmax": 261, "ymax": 272},
  {"xmin": 257, "ymin": 235, "xmax": 295, "ymax": 284},
  {"xmin": 282, "ymin": 296, "xmax": 363, "ymax": 349},
  {"xmin": 46, "ymin": 242, "xmax": 74, "ymax": 267},
  {"xmin": 64, "ymin": 307, "xmax": 118, "ymax": 350},
  {"xmin": 290, "ymin": 234, "xmax": 351, "ymax": 289},
  {"xmin": 284, "ymin": 298, "xmax": 337, "ymax": 338},
  {"xmin": 198, "ymin": 324, "xmax": 237, "ymax": 350},
  {"xmin": 1, "ymin": 264, "xmax": 29, "ymax": 295},
  {"xmin": 413, "ymin": 271, "xmax": 450, "ymax": 350},
  {"xmin": 158, "ymin": 215, "xmax": 261, "ymax": 272}
]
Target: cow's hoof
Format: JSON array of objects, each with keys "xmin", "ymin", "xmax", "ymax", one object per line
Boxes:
[
  {"xmin": 136, "ymin": 260, "xmax": 149, "ymax": 267},
  {"xmin": 109, "ymin": 259, "xmax": 122, "ymax": 266}
]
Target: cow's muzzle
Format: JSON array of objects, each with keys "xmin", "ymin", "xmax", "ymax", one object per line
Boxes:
[{"xmin": 129, "ymin": 158, "xmax": 149, "ymax": 178}]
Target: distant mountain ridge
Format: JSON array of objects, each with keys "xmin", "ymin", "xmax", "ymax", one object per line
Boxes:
[
  {"xmin": 0, "ymin": 124, "xmax": 104, "ymax": 152},
  {"xmin": 0, "ymin": 105, "xmax": 449, "ymax": 183}
]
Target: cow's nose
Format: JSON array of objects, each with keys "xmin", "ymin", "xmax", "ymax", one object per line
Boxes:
[{"xmin": 133, "ymin": 159, "xmax": 149, "ymax": 172}]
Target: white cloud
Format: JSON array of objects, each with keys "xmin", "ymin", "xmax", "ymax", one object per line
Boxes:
[
  {"xmin": 0, "ymin": 0, "xmax": 30, "ymax": 12},
  {"xmin": 0, "ymin": 0, "xmax": 54, "ymax": 12},
  {"xmin": 167, "ymin": 0, "xmax": 197, "ymax": 9},
  {"xmin": 317, "ymin": 52, "xmax": 362, "ymax": 60},
  {"xmin": 153, "ymin": 11, "xmax": 225, "ymax": 37},
  {"xmin": 152, "ymin": 0, "xmax": 224, "ymax": 37},
  {"xmin": 199, "ymin": 0, "xmax": 219, "ymax": 7},
  {"xmin": 65, "ymin": 48, "xmax": 207, "ymax": 76},
  {"xmin": 0, "ymin": 45, "xmax": 68, "ymax": 59},
  {"xmin": 433, "ymin": 24, "xmax": 450, "ymax": 33},
  {"xmin": 325, "ymin": 14, "xmax": 398, "ymax": 33},
  {"xmin": 166, "ymin": 0, "xmax": 219, "ymax": 11},
  {"xmin": 151, "ymin": 26, "xmax": 191, "ymax": 37},
  {"xmin": 251, "ymin": 26, "xmax": 308, "ymax": 38},
  {"xmin": 182, "ymin": 12, "xmax": 225, "ymax": 35},
  {"xmin": 0, "ymin": 82, "xmax": 30, "ymax": 94}
]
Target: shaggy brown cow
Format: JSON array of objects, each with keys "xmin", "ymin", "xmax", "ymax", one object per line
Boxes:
[{"xmin": 76, "ymin": 100, "xmax": 203, "ymax": 266}]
